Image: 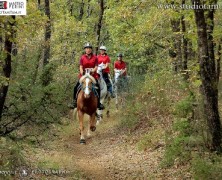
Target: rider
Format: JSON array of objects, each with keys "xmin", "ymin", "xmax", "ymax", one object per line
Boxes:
[
  {"xmin": 97, "ymin": 45, "xmax": 115, "ymax": 98},
  {"xmin": 71, "ymin": 43, "xmax": 105, "ymax": 110},
  {"xmin": 114, "ymin": 53, "xmax": 127, "ymax": 77}
]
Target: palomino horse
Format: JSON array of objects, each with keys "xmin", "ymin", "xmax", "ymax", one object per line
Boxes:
[
  {"xmin": 76, "ymin": 69, "xmax": 98, "ymax": 144},
  {"xmin": 113, "ymin": 69, "xmax": 128, "ymax": 110},
  {"xmin": 96, "ymin": 63, "xmax": 111, "ymax": 124}
]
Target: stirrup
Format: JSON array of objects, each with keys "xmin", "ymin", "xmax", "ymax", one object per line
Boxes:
[{"xmin": 98, "ymin": 103, "xmax": 105, "ymax": 110}]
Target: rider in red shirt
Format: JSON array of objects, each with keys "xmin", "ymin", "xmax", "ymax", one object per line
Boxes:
[
  {"xmin": 97, "ymin": 46, "xmax": 115, "ymax": 98},
  {"xmin": 114, "ymin": 53, "xmax": 127, "ymax": 76},
  {"xmin": 71, "ymin": 43, "xmax": 105, "ymax": 110}
]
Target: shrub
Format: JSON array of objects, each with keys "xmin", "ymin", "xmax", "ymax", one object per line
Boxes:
[{"xmin": 192, "ymin": 154, "xmax": 222, "ymax": 180}]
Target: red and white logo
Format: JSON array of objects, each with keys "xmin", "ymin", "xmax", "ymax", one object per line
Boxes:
[{"xmin": 0, "ymin": 1, "xmax": 7, "ymax": 9}]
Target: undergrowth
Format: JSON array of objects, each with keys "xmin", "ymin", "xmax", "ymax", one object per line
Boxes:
[
  {"xmin": 0, "ymin": 137, "xmax": 26, "ymax": 180},
  {"xmin": 118, "ymin": 63, "xmax": 222, "ymax": 179}
]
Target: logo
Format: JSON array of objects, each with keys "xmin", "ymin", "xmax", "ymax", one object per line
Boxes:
[
  {"xmin": 0, "ymin": 1, "xmax": 7, "ymax": 9},
  {"xmin": 0, "ymin": 0, "xmax": 26, "ymax": 15}
]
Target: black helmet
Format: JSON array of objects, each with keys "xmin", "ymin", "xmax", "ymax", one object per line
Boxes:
[
  {"xmin": 84, "ymin": 42, "xmax": 92, "ymax": 49},
  {"xmin": 117, "ymin": 53, "xmax": 123, "ymax": 57}
]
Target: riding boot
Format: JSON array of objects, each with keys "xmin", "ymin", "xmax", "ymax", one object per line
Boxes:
[
  {"xmin": 69, "ymin": 82, "xmax": 80, "ymax": 109},
  {"xmin": 107, "ymin": 83, "xmax": 115, "ymax": 98},
  {"xmin": 96, "ymin": 82, "xmax": 105, "ymax": 110}
]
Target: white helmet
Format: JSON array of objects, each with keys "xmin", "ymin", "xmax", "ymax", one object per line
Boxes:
[{"xmin": 99, "ymin": 45, "xmax": 107, "ymax": 51}]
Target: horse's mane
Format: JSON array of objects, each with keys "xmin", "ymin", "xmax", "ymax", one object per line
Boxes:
[{"xmin": 79, "ymin": 74, "xmax": 96, "ymax": 84}]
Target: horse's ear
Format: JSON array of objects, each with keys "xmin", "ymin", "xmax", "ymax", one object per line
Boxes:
[
  {"xmin": 79, "ymin": 75, "xmax": 85, "ymax": 84},
  {"xmin": 88, "ymin": 75, "xmax": 96, "ymax": 84}
]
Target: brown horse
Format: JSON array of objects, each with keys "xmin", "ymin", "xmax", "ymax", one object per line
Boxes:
[{"xmin": 77, "ymin": 73, "xmax": 98, "ymax": 144}]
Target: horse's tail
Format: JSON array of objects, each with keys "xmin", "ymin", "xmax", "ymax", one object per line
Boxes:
[{"xmin": 73, "ymin": 108, "xmax": 78, "ymax": 121}]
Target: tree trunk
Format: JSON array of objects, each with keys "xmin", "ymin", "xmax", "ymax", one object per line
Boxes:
[
  {"xmin": 43, "ymin": 0, "xmax": 51, "ymax": 67},
  {"xmin": 171, "ymin": 18, "xmax": 182, "ymax": 72},
  {"xmin": 79, "ymin": 0, "xmax": 84, "ymax": 20},
  {"xmin": 192, "ymin": 0, "xmax": 221, "ymax": 151},
  {"xmin": 42, "ymin": 0, "xmax": 51, "ymax": 86},
  {"xmin": 181, "ymin": 13, "xmax": 189, "ymax": 79},
  {"xmin": 38, "ymin": 0, "xmax": 41, "ymax": 9},
  {"xmin": 0, "ymin": 23, "xmax": 3, "ymax": 51},
  {"xmin": 32, "ymin": 48, "xmax": 42, "ymax": 84},
  {"xmin": 68, "ymin": 0, "xmax": 73, "ymax": 16},
  {"xmin": 216, "ymin": 42, "xmax": 221, "ymax": 83},
  {"xmin": 95, "ymin": 0, "xmax": 105, "ymax": 54},
  {"xmin": 206, "ymin": 8, "xmax": 216, "ymax": 83},
  {"xmin": 0, "ymin": 16, "xmax": 15, "ymax": 119},
  {"xmin": 87, "ymin": 0, "xmax": 91, "ymax": 18}
]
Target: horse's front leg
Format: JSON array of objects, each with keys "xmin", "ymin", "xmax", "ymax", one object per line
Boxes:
[
  {"xmin": 78, "ymin": 110, "xmax": 85, "ymax": 144},
  {"xmin": 114, "ymin": 85, "xmax": 118, "ymax": 110},
  {"xmin": 88, "ymin": 113, "xmax": 96, "ymax": 136},
  {"xmin": 96, "ymin": 109, "xmax": 103, "ymax": 125},
  {"xmin": 115, "ymin": 94, "xmax": 118, "ymax": 110},
  {"xmin": 106, "ymin": 96, "xmax": 110, "ymax": 118}
]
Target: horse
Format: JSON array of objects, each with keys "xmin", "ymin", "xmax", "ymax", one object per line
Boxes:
[
  {"xmin": 113, "ymin": 69, "xmax": 128, "ymax": 110},
  {"xmin": 96, "ymin": 63, "xmax": 111, "ymax": 124},
  {"xmin": 76, "ymin": 69, "xmax": 98, "ymax": 144}
]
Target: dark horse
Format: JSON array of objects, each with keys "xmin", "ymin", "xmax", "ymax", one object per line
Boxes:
[{"xmin": 76, "ymin": 70, "xmax": 98, "ymax": 144}]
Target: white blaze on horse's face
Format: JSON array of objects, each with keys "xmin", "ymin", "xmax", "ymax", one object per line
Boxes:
[
  {"xmin": 97, "ymin": 66, "xmax": 102, "ymax": 74},
  {"xmin": 97, "ymin": 63, "xmax": 105, "ymax": 75},
  {"xmin": 84, "ymin": 78, "xmax": 91, "ymax": 98}
]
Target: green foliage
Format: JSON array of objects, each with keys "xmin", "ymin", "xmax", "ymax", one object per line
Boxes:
[
  {"xmin": 137, "ymin": 128, "xmax": 164, "ymax": 151},
  {"xmin": 173, "ymin": 95, "xmax": 194, "ymax": 118},
  {"xmin": 37, "ymin": 160, "xmax": 60, "ymax": 170},
  {"xmin": 162, "ymin": 135, "xmax": 191, "ymax": 167},
  {"xmin": 105, "ymin": 0, "xmax": 172, "ymax": 69},
  {"xmin": 0, "ymin": 76, "xmax": 10, "ymax": 87},
  {"xmin": 119, "ymin": 76, "xmax": 144, "ymax": 129},
  {"xmin": 0, "ymin": 137, "xmax": 26, "ymax": 171},
  {"xmin": 144, "ymin": 59, "xmax": 188, "ymax": 111},
  {"xmin": 162, "ymin": 118, "xmax": 192, "ymax": 167},
  {"xmin": 40, "ymin": 64, "xmax": 55, "ymax": 86},
  {"xmin": 192, "ymin": 154, "xmax": 222, "ymax": 180},
  {"xmin": 0, "ymin": 0, "xmax": 222, "ymax": 177},
  {"xmin": 119, "ymin": 104, "xmax": 139, "ymax": 129},
  {"xmin": 173, "ymin": 118, "xmax": 191, "ymax": 134}
]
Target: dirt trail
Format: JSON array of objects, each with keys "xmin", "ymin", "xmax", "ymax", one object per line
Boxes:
[{"xmin": 27, "ymin": 109, "xmax": 190, "ymax": 180}]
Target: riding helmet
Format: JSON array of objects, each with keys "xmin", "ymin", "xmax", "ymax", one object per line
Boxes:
[
  {"xmin": 84, "ymin": 42, "xmax": 93, "ymax": 49},
  {"xmin": 117, "ymin": 53, "xmax": 123, "ymax": 57},
  {"xmin": 99, "ymin": 45, "xmax": 107, "ymax": 51}
]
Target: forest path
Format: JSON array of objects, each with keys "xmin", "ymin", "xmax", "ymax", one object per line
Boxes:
[{"xmin": 28, "ymin": 108, "xmax": 189, "ymax": 180}]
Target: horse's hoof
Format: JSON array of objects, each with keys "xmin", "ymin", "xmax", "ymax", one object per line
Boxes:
[
  {"xmin": 80, "ymin": 139, "xmax": 86, "ymax": 144},
  {"xmin": 90, "ymin": 126, "xmax": 96, "ymax": 132}
]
